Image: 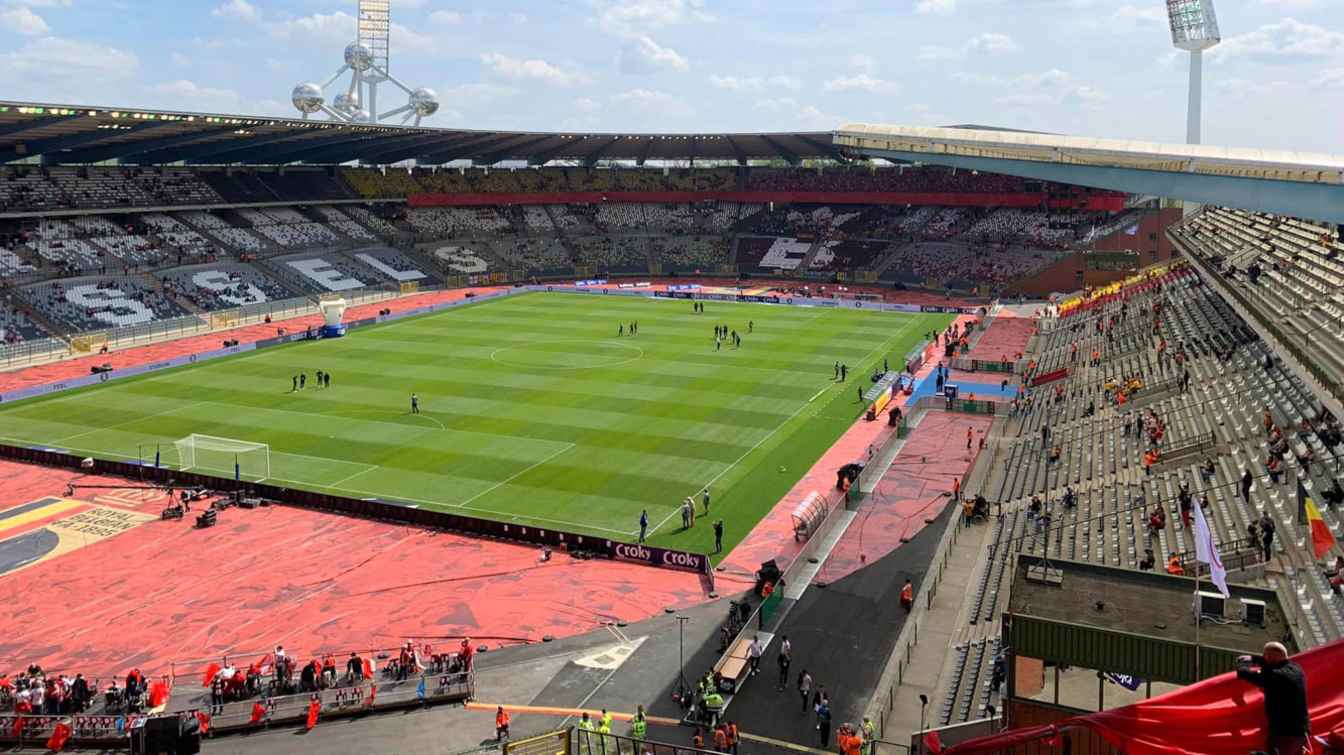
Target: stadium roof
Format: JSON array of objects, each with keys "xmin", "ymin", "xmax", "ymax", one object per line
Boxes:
[
  {"xmin": 0, "ymin": 101, "xmax": 838, "ymax": 167},
  {"xmin": 835, "ymin": 123, "xmax": 1344, "ymax": 220}
]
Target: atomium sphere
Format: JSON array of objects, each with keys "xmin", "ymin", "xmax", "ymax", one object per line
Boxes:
[
  {"xmin": 344, "ymin": 42, "xmax": 375, "ymax": 72},
  {"xmin": 350, "ymin": 109, "xmax": 373, "ymax": 123},
  {"xmin": 290, "ymin": 83, "xmax": 324, "ymax": 114},
  {"xmin": 332, "ymin": 93, "xmax": 359, "ymax": 113},
  {"xmin": 409, "ymin": 88, "xmax": 440, "ymax": 117}
]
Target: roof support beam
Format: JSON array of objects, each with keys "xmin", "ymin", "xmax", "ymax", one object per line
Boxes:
[
  {"xmin": 0, "ymin": 121, "xmax": 169, "ymax": 164},
  {"xmin": 356, "ymin": 134, "xmax": 465, "ymax": 165},
  {"xmin": 141, "ymin": 130, "xmax": 318, "ymax": 165},
  {"xmin": 636, "ymin": 138, "xmax": 656, "ymax": 167},
  {"xmin": 527, "ymin": 138, "xmax": 581, "ymax": 166},
  {"xmin": 796, "ymin": 134, "xmax": 844, "ymax": 162},
  {"xmin": 0, "ymin": 114, "xmax": 81, "ymax": 140},
  {"xmin": 759, "ymin": 135, "xmax": 799, "ymax": 166},
  {"xmin": 416, "ymin": 133, "xmax": 530, "ymax": 165},
  {"xmin": 54, "ymin": 126, "xmax": 243, "ymax": 165},
  {"xmin": 474, "ymin": 134, "xmax": 558, "ymax": 166},
  {"xmin": 582, "ymin": 136, "xmax": 622, "ymax": 167},
  {"xmin": 724, "ymin": 136, "xmax": 748, "ymax": 166},
  {"xmin": 190, "ymin": 132, "xmax": 373, "ymax": 165}
]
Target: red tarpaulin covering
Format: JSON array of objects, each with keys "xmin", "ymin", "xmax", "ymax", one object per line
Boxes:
[{"xmin": 946, "ymin": 640, "xmax": 1344, "ymax": 755}]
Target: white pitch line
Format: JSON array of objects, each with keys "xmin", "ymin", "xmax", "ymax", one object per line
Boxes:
[
  {"xmin": 647, "ymin": 314, "xmax": 923, "ymax": 538},
  {"xmin": 325, "ymin": 462, "xmax": 380, "ymax": 488},
  {"xmin": 450, "ymin": 442, "xmax": 576, "ymax": 510},
  {"xmin": 53, "ymin": 400, "xmax": 208, "ymax": 446}
]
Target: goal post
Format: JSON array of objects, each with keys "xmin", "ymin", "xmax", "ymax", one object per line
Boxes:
[{"xmin": 173, "ymin": 434, "xmax": 271, "ymax": 481}]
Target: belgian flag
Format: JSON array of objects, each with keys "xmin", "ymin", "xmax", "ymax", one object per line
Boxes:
[{"xmin": 1298, "ymin": 480, "xmax": 1337, "ymax": 560}]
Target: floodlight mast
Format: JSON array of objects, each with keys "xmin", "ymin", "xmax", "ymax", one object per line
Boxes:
[
  {"xmin": 1167, "ymin": 0, "xmax": 1221, "ymax": 146},
  {"xmin": 289, "ymin": 0, "xmax": 440, "ymax": 127}
]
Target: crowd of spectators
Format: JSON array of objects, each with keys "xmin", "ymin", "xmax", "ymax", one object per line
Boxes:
[
  {"xmin": 26, "ymin": 276, "xmax": 191, "ymax": 332},
  {"xmin": 0, "ymin": 169, "xmax": 65, "ymax": 212},
  {"xmin": 745, "ymin": 166, "xmax": 1031, "ymax": 193},
  {"xmin": 491, "ymin": 237, "xmax": 571, "ymax": 272},
  {"xmin": 883, "ymin": 242, "xmax": 1060, "ymax": 287},
  {"xmin": 239, "ymin": 208, "xmax": 339, "ymax": 248},
  {"xmin": 0, "ymin": 300, "xmax": 42, "ymax": 344},
  {"xmin": 571, "ymin": 236, "xmax": 651, "ymax": 270},
  {"xmin": 178, "ymin": 211, "xmax": 267, "ymax": 253},
  {"xmin": 158, "ymin": 263, "xmax": 295, "ymax": 312},
  {"xmin": 407, "ymin": 207, "xmax": 513, "ymax": 237}
]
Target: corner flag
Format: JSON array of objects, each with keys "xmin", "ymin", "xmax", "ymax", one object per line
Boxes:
[
  {"xmin": 154, "ymin": 446, "xmax": 160, "ymax": 469},
  {"xmin": 234, "ymin": 454, "xmax": 240, "ymax": 482},
  {"xmin": 1300, "ymin": 480, "xmax": 1337, "ymax": 560},
  {"xmin": 1192, "ymin": 501, "xmax": 1229, "ymax": 597}
]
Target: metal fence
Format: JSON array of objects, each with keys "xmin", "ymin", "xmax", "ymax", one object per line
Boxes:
[{"xmin": 0, "ymin": 286, "xmax": 406, "ymax": 370}]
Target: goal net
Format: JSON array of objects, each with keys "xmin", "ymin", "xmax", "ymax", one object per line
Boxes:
[{"xmin": 173, "ymin": 434, "xmax": 271, "ymax": 481}]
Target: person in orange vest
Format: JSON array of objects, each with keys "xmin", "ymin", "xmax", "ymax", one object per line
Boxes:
[
  {"xmin": 1166, "ymin": 552, "xmax": 1185, "ymax": 576},
  {"xmin": 840, "ymin": 724, "xmax": 864, "ymax": 755},
  {"xmin": 900, "ymin": 579, "xmax": 914, "ymax": 611},
  {"xmin": 693, "ymin": 728, "xmax": 705, "ymax": 750},
  {"xmin": 727, "ymin": 721, "xmax": 740, "ymax": 755},
  {"xmin": 713, "ymin": 724, "xmax": 729, "ymax": 752}
]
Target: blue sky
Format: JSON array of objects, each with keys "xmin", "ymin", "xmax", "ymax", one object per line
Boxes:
[{"xmin": 0, "ymin": 0, "xmax": 1339, "ymax": 152}]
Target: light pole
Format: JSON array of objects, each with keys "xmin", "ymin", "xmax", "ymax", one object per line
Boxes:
[
  {"xmin": 675, "ymin": 615, "xmax": 690, "ymax": 705},
  {"xmin": 1166, "ymin": 0, "xmax": 1221, "ymax": 146}
]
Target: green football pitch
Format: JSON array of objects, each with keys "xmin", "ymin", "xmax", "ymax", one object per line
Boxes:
[{"xmin": 0, "ymin": 293, "xmax": 949, "ymax": 554}]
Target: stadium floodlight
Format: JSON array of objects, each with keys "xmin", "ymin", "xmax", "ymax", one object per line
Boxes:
[
  {"xmin": 290, "ymin": 0, "xmax": 440, "ymax": 126},
  {"xmin": 1167, "ymin": 0, "xmax": 1221, "ymax": 145}
]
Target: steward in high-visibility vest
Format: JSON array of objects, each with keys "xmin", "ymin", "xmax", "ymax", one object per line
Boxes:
[
  {"xmin": 632, "ymin": 705, "xmax": 648, "ymax": 743},
  {"xmin": 578, "ymin": 712, "xmax": 596, "ymax": 755},
  {"xmin": 862, "ymin": 717, "xmax": 876, "ymax": 755}
]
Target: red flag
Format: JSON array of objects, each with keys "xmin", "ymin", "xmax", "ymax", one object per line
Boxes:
[
  {"xmin": 201, "ymin": 662, "xmax": 221, "ymax": 687},
  {"xmin": 195, "ymin": 711, "xmax": 211, "ymax": 735},
  {"xmin": 364, "ymin": 684, "xmax": 377, "ymax": 708},
  {"xmin": 361, "ymin": 658, "xmax": 373, "ymax": 680},
  {"xmin": 305, "ymin": 699, "xmax": 321, "ymax": 730},
  {"xmin": 11, "ymin": 716, "xmax": 24, "ymax": 739},
  {"xmin": 249, "ymin": 702, "xmax": 267, "ymax": 725},
  {"xmin": 924, "ymin": 731, "xmax": 943, "ymax": 754},
  {"xmin": 148, "ymin": 680, "xmax": 170, "ymax": 709},
  {"xmin": 46, "ymin": 722, "xmax": 72, "ymax": 752}
]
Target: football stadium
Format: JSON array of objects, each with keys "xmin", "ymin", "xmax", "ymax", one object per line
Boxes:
[{"xmin": 1, "ymin": 1, "xmax": 1343, "ymax": 754}]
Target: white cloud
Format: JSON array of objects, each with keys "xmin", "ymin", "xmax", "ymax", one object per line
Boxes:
[
  {"xmin": 392, "ymin": 23, "xmax": 436, "ymax": 54},
  {"xmin": 152, "ymin": 79, "xmax": 248, "ymax": 113},
  {"xmin": 1311, "ymin": 69, "xmax": 1344, "ymax": 88},
  {"xmin": 609, "ymin": 88, "xmax": 692, "ymax": 118},
  {"xmin": 823, "ymin": 73, "xmax": 900, "ymax": 95},
  {"xmin": 594, "ymin": 0, "xmax": 712, "ymax": 38},
  {"xmin": 480, "ymin": 53, "xmax": 590, "ymax": 86},
  {"xmin": 273, "ymin": 12, "xmax": 352, "ymax": 47},
  {"xmin": 708, "ymin": 74, "xmax": 799, "ymax": 93},
  {"xmin": 0, "ymin": 36, "xmax": 138, "ymax": 81},
  {"xmin": 988, "ymin": 68, "xmax": 1109, "ymax": 108},
  {"xmin": 919, "ymin": 33, "xmax": 1018, "ymax": 62},
  {"xmin": 617, "ymin": 35, "xmax": 688, "ymax": 74},
  {"xmin": 1111, "ymin": 5, "xmax": 1167, "ymax": 24},
  {"xmin": 915, "ymin": 0, "xmax": 956, "ymax": 16},
  {"xmin": 211, "ymin": 0, "xmax": 259, "ymax": 23},
  {"xmin": 754, "ymin": 98, "xmax": 840, "ymax": 130},
  {"xmin": 849, "ymin": 54, "xmax": 876, "ymax": 73},
  {"xmin": 1213, "ymin": 18, "xmax": 1344, "ymax": 63},
  {"xmin": 0, "ymin": 5, "xmax": 48, "ymax": 35},
  {"xmin": 1261, "ymin": 0, "xmax": 1320, "ymax": 8},
  {"xmin": 440, "ymin": 83, "xmax": 520, "ymax": 104},
  {"xmin": 429, "ymin": 10, "xmax": 463, "ymax": 25}
]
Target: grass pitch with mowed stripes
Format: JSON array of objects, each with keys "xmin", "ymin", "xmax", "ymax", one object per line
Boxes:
[{"xmin": 0, "ymin": 293, "xmax": 949, "ymax": 555}]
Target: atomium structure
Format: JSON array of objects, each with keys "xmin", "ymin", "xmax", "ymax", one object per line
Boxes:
[{"xmin": 290, "ymin": 0, "xmax": 439, "ymax": 126}]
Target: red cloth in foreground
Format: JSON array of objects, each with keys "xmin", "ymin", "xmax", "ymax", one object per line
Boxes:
[
  {"xmin": 46, "ymin": 721, "xmax": 71, "ymax": 752},
  {"xmin": 305, "ymin": 699, "xmax": 321, "ymax": 730},
  {"xmin": 249, "ymin": 702, "xmax": 267, "ymax": 725},
  {"xmin": 947, "ymin": 639, "xmax": 1344, "ymax": 755},
  {"xmin": 201, "ymin": 662, "xmax": 221, "ymax": 687}
]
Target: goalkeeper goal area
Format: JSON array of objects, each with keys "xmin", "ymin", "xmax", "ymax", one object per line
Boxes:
[{"xmin": 173, "ymin": 434, "xmax": 271, "ymax": 481}]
